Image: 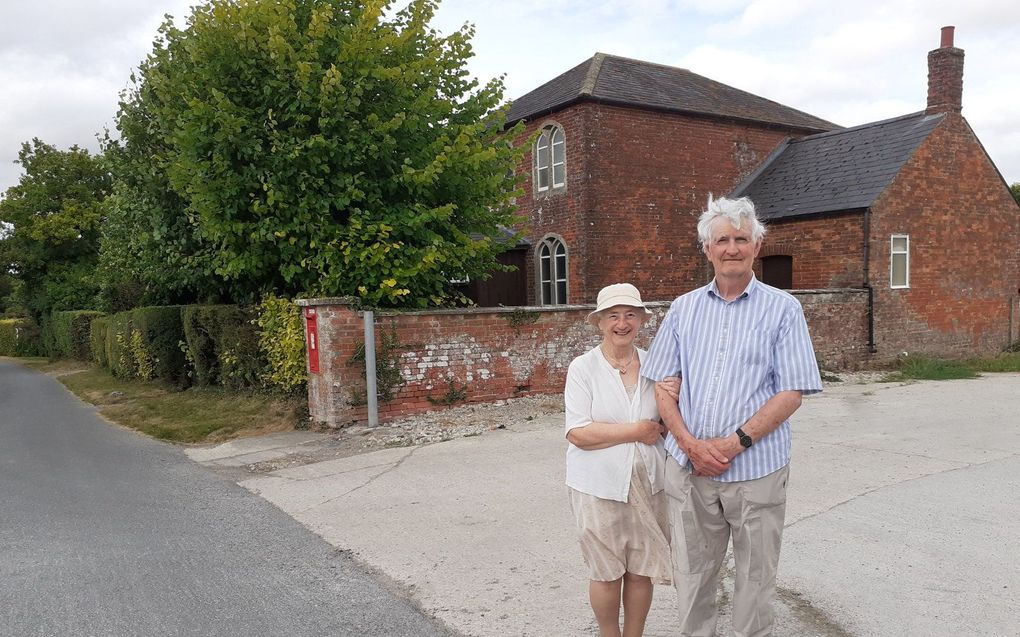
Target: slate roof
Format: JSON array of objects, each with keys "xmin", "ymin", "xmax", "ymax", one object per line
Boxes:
[
  {"xmin": 731, "ymin": 112, "xmax": 946, "ymax": 220},
  {"xmin": 506, "ymin": 53, "xmax": 836, "ymax": 133}
]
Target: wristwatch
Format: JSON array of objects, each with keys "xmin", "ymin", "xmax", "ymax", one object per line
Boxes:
[{"xmin": 736, "ymin": 427, "xmax": 753, "ymax": 448}]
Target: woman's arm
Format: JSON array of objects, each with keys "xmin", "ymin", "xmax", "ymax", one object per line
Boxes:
[{"xmin": 566, "ymin": 420, "xmax": 664, "ymax": 450}]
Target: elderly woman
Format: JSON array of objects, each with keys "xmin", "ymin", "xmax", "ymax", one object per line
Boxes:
[{"xmin": 564, "ymin": 283, "xmax": 673, "ymax": 637}]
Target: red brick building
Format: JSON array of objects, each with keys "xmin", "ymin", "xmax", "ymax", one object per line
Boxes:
[{"xmin": 503, "ymin": 27, "xmax": 1020, "ymax": 359}]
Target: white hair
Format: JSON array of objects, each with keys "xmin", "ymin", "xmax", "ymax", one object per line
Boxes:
[{"xmin": 696, "ymin": 195, "xmax": 767, "ymax": 245}]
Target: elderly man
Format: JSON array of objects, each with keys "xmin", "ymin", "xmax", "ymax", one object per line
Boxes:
[{"xmin": 642, "ymin": 196, "xmax": 822, "ymax": 637}]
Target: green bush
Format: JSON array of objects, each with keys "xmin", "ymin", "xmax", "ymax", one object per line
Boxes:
[
  {"xmin": 131, "ymin": 306, "xmax": 188, "ymax": 385},
  {"xmin": 182, "ymin": 305, "xmax": 265, "ymax": 388},
  {"xmin": 99, "ymin": 306, "xmax": 189, "ymax": 383},
  {"xmin": 0, "ymin": 318, "xmax": 43, "ymax": 357},
  {"xmin": 0, "ymin": 320, "xmax": 20, "ymax": 356},
  {"xmin": 46, "ymin": 311, "xmax": 105, "ymax": 360},
  {"xmin": 90, "ymin": 316, "xmax": 109, "ymax": 367},
  {"xmin": 105, "ymin": 311, "xmax": 135, "ymax": 378},
  {"xmin": 256, "ymin": 295, "xmax": 307, "ymax": 393}
]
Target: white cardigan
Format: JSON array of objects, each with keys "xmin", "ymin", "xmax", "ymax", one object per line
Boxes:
[{"xmin": 564, "ymin": 346, "xmax": 665, "ymax": 502}]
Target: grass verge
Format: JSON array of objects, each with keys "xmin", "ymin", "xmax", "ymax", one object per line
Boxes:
[
  {"xmin": 881, "ymin": 352, "xmax": 1020, "ymax": 382},
  {"xmin": 966, "ymin": 351, "xmax": 1020, "ymax": 373},
  {"xmin": 17, "ymin": 358, "xmax": 307, "ymax": 444}
]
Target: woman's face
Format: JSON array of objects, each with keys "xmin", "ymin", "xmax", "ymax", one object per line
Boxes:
[{"xmin": 597, "ymin": 305, "xmax": 645, "ymax": 347}]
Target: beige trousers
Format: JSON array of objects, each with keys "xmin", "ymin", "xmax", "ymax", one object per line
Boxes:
[{"xmin": 664, "ymin": 457, "xmax": 789, "ymax": 637}]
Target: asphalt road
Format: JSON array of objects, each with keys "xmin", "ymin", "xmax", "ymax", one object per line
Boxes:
[{"xmin": 0, "ymin": 360, "xmax": 456, "ymax": 637}]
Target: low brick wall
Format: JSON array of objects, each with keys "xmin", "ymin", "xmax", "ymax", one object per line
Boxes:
[
  {"xmin": 298, "ymin": 289, "xmax": 870, "ymax": 427},
  {"xmin": 796, "ymin": 288, "xmax": 871, "ymax": 369}
]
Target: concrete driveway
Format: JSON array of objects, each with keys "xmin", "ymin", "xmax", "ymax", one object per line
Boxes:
[{"xmin": 188, "ymin": 373, "xmax": 1020, "ymax": 636}]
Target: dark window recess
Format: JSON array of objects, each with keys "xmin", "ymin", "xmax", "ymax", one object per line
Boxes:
[
  {"xmin": 459, "ymin": 248, "xmax": 528, "ymax": 307},
  {"xmin": 761, "ymin": 255, "xmax": 793, "ymax": 289}
]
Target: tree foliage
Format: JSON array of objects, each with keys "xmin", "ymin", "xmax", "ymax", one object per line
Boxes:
[
  {"xmin": 0, "ymin": 139, "xmax": 110, "ymax": 318},
  {"xmin": 106, "ymin": 0, "xmax": 523, "ymax": 307},
  {"xmin": 1010, "ymin": 182, "xmax": 1020, "ymax": 207}
]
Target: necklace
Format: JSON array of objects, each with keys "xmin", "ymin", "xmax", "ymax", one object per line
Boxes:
[{"xmin": 601, "ymin": 345, "xmax": 637, "ymax": 374}]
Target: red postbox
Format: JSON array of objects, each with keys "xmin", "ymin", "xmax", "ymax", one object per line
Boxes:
[{"xmin": 304, "ymin": 307, "xmax": 320, "ymax": 374}]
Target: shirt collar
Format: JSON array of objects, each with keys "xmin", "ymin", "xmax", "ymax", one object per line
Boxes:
[{"xmin": 706, "ymin": 274, "xmax": 758, "ymax": 302}]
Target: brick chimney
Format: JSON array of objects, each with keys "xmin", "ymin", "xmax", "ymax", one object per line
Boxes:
[{"xmin": 926, "ymin": 25, "xmax": 964, "ymax": 114}]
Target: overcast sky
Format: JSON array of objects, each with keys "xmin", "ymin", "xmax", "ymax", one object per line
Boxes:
[{"xmin": 1, "ymin": 0, "xmax": 1018, "ymax": 196}]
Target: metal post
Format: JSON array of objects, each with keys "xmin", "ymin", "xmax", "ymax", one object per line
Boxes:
[
  {"xmin": 1010, "ymin": 296, "xmax": 1016, "ymax": 346},
  {"xmin": 363, "ymin": 310, "xmax": 379, "ymax": 427}
]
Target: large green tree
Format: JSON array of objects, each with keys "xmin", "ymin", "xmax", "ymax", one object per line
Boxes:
[
  {"xmin": 1010, "ymin": 182, "xmax": 1020, "ymax": 206},
  {"xmin": 105, "ymin": 0, "xmax": 523, "ymax": 307},
  {"xmin": 0, "ymin": 139, "xmax": 110, "ymax": 318}
]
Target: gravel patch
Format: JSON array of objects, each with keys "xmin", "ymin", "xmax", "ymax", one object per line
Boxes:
[
  {"xmin": 242, "ymin": 395, "xmax": 565, "ymax": 475},
  {"xmin": 239, "ymin": 371, "xmax": 885, "ymax": 475}
]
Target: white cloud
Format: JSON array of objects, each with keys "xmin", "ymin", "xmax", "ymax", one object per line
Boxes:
[
  {"xmin": 2, "ymin": 0, "xmax": 1019, "ymax": 194},
  {"xmin": 711, "ymin": 0, "xmax": 815, "ymax": 36}
]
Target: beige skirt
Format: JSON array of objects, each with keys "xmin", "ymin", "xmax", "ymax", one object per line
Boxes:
[{"xmin": 568, "ymin": 457, "xmax": 672, "ymax": 585}]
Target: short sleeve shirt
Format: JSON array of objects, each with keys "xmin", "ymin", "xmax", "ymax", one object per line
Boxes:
[{"xmin": 641, "ymin": 276, "xmax": 822, "ymax": 482}]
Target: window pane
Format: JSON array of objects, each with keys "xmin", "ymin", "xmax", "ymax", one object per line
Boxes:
[
  {"xmin": 540, "ymin": 256, "xmax": 550, "ymax": 283},
  {"xmin": 892, "ymin": 236, "xmax": 907, "ymax": 252},
  {"xmin": 891, "ymin": 254, "xmax": 907, "ymax": 287},
  {"xmin": 552, "ymin": 164, "xmax": 565, "ymax": 187},
  {"xmin": 536, "ymin": 132, "xmax": 550, "ymax": 190},
  {"xmin": 551, "ymin": 129, "xmax": 565, "ymax": 188},
  {"xmin": 556, "ymin": 281, "xmax": 567, "ymax": 304},
  {"xmin": 542, "ymin": 282, "xmax": 552, "ymax": 304}
]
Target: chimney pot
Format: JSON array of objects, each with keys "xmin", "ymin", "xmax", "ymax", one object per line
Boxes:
[{"xmin": 940, "ymin": 25, "xmax": 955, "ymax": 48}]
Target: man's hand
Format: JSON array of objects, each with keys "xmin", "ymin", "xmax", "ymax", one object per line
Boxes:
[
  {"xmin": 690, "ymin": 435, "xmax": 744, "ymax": 476},
  {"xmin": 685, "ymin": 438, "xmax": 731, "ymax": 476},
  {"xmin": 634, "ymin": 419, "xmax": 666, "ymax": 446}
]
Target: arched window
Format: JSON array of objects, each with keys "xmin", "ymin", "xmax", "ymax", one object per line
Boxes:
[
  {"xmin": 538, "ymin": 236, "xmax": 568, "ymax": 304},
  {"xmin": 535, "ymin": 125, "xmax": 566, "ymax": 192}
]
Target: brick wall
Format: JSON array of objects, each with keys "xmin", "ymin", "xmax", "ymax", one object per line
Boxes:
[
  {"xmin": 758, "ymin": 212, "xmax": 866, "ymax": 288},
  {"xmin": 513, "ymin": 103, "xmax": 812, "ymax": 304},
  {"xmin": 796, "ymin": 289, "xmax": 871, "ymax": 369},
  {"xmin": 512, "ymin": 106, "xmax": 594, "ymax": 305},
  {"xmin": 299, "ymin": 289, "xmax": 869, "ymax": 427},
  {"xmin": 868, "ymin": 114, "xmax": 1020, "ymax": 358}
]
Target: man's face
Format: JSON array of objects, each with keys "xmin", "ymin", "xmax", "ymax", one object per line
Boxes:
[{"xmin": 703, "ymin": 217, "xmax": 761, "ymax": 280}]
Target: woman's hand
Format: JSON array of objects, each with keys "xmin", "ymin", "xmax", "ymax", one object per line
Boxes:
[
  {"xmin": 657, "ymin": 376, "xmax": 681, "ymax": 401},
  {"xmin": 634, "ymin": 419, "xmax": 665, "ymax": 445}
]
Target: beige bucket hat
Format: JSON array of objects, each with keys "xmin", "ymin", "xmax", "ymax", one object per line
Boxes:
[{"xmin": 586, "ymin": 283, "xmax": 652, "ymax": 325}]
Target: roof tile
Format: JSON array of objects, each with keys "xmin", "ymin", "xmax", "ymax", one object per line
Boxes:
[
  {"xmin": 731, "ymin": 112, "xmax": 945, "ymax": 219},
  {"xmin": 507, "ymin": 53, "xmax": 836, "ymax": 133}
]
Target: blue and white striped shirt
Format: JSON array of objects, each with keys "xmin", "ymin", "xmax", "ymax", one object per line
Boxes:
[{"xmin": 642, "ymin": 276, "xmax": 822, "ymax": 482}]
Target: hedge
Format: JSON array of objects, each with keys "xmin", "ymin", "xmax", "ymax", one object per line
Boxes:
[
  {"xmin": 46, "ymin": 311, "xmax": 106, "ymax": 360},
  {"xmin": 0, "ymin": 318, "xmax": 43, "ymax": 357},
  {"xmin": 55, "ymin": 300, "xmax": 306, "ymax": 392},
  {"xmin": 104, "ymin": 311, "xmax": 136, "ymax": 378},
  {"xmin": 90, "ymin": 316, "xmax": 109, "ymax": 367},
  {"xmin": 131, "ymin": 306, "xmax": 188, "ymax": 385},
  {"xmin": 182, "ymin": 305, "xmax": 265, "ymax": 388}
]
